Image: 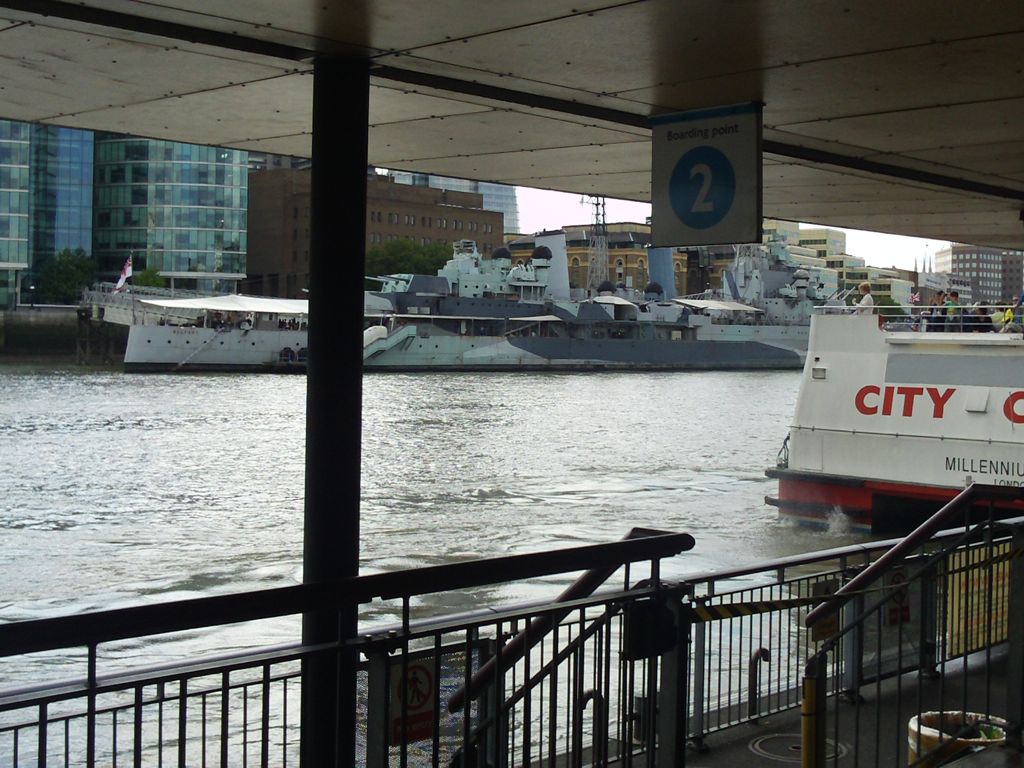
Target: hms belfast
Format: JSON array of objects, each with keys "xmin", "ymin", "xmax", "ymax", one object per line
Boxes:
[{"xmin": 363, "ymin": 233, "xmax": 836, "ymax": 372}]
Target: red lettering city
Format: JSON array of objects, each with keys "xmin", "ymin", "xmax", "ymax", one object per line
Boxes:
[
  {"xmin": 895, "ymin": 386, "xmax": 925, "ymax": 417},
  {"xmin": 857, "ymin": 385, "xmax": 1024, "ymax": 423},
  {"xmin": 1004, "ymin": 391, "xmax": 1024, "ymax": 424},
  {"xmin": 926, "ymin": 387, "xmax": 955, "ymax": 419},
  {"xmin": 854, "ymin": 385, "xmax": 955, "ymax": 419},
  {"xmin": 881, "ymin": 386, "xmax": 895, "ymax": 416},
  {"xmin": 855, "ymin": 385, "xmax": 880, "ymax": 415}
]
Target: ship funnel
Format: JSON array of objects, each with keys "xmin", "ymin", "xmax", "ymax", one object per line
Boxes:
[
  {"xmin": 646, "ymin": 247, "xmax": 677, "ymax": 299},
  {"xmin": 533, "ymin": 232, "xmax": 570, "ymax": 299}
]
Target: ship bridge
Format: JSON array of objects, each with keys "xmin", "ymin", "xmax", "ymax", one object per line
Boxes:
[{"xmin": 2, "ymin": 2, "xmax": 1024, "ymax": 765}]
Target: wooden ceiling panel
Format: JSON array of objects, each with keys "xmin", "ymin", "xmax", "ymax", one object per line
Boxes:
[
  {"xmin": 369, "ymin": 109, "xmax": 644, "ymax": 165},
  {"xmin": 783, "ymin": 98, "xmax": 1024, "ymax": 157},
  {"xmin": 0, "ymin": 1, "xmax": 1020, "ymax": 246},
  {"xmin": 56, "ymin": 74, "xmax": 313, "ymax": 146},
  {"xmin": 389, "ymin": 141, "xmax": 649, "ymax": 191},
  {"xmin": 0, "ymin": 18, "xmax": 296, "ymax": 125}
]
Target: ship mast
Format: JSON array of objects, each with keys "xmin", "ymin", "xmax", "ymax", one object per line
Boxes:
[{"xmin": 585, "ymin": 195, "xmax": 609, "ymax": 295}]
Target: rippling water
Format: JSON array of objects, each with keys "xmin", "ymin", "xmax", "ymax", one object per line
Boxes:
[{"xmin": 0, "ymin": 364, "xmax": 867, "ymax": 679}]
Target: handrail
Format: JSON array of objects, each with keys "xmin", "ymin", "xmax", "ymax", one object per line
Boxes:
[
  {"xmin": 804, "ymin": 483, "xmax": 1022, "ymax": 629},
  {"xmin": 446, "ymin": 527, "xmax": 685, "ymax": 713},
  {"xmin": 679, "ymin": 512, "xmax": 1024, "ymax": 587},
  {"xmin": 0, "ymin": 529, "xmax": 695, "ymax": 658}
]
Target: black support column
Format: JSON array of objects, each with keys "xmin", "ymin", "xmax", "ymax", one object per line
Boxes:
[{"xmin": 301, "ymin": 56, "xmax": 369, "ymax": 767}]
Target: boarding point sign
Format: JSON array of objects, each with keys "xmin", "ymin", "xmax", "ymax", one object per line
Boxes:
[{"xmin": 651, "ymin": 103, "xmax": 762, "ymax": 246}]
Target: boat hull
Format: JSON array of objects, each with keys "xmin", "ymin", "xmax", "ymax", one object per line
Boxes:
[
  {"xmin": 771, "ymin": 314, "xmax": 1024, "ymax": 532},
  {"xmin": 363, "ymin": 328, "xmax": 807, "ymax": 371},
  {"xmin": 124, "ymin": 325, "xmax": 307, "ymax": 372},
  {"xmin": 767, "ymin": 467, "xmax": 1024, "ymax": 534}
]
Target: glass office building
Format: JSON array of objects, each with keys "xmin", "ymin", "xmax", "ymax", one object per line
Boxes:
[
  {"xmin": 30, "ymin": 125, "xmax": 94, "ymax": 269},
  {"xmin": 93, "ymin": 135, "xmax": 247, "ymax": 285},
  {"xmin": 0, "ymin": 121, "xmax": 30, "ymax": 309}
]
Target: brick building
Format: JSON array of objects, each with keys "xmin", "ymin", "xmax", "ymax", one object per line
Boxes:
[{"xmin": 245, "ymin": 170, "xmax": 503, "ymax": 297}]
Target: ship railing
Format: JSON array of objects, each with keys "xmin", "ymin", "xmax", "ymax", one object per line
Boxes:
[
  {"xmin": 82, "ymin": 284, "xmax": 214, "ymax": 327},
  {"xmin": 801, "ymin": 483, "xmax": 1024, "ymax": 767},
  {"xmin": 813, "ymin": 301, "xmax": 1020, "ymax": 332}
]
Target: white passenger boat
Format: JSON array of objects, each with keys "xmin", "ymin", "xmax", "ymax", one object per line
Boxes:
[
  {"xmin": 123, "ymin": 295, "xmax": 308, "ymax": 372},
  {"xmin": 767, "ymin": 312, "xmax": 1024, "ymax": 532}
]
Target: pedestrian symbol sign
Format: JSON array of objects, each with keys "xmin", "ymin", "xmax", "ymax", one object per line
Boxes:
[
  {"xmin": 651, "ymin": 102, "xmax": 762, "ymax": 247},
  {"xmin": 389, "ymin": 661, "xmax": 436, "ymax": 745}
]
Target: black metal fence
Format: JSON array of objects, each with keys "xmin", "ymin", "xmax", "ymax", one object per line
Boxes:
[
  {"xmin": 802, "ymin": 485, "xmax": 1024, "ymax": 767},
  {"xmin": 0, "ymin": 529, "xmax": 694, "ymax": 767},
  {"xmin": 3, "ymin": 494, "xmax": 1023, "ymax": 767}
]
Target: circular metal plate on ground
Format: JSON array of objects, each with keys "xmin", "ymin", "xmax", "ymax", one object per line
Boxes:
[{"xmin": 749, "ymin": 733, "xmax": 848, "ymax": 763}]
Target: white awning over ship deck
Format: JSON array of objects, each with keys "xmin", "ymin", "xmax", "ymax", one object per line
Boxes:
[
  {"xmin": 674, "ymin": 299, "xmax": 764, "ymax": 313},
  {"xmin": 138, "ymin": 295, "xmax": 309, "ymax": 315}
]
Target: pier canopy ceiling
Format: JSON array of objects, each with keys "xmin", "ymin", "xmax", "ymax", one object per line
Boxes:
[{"xmin": 1, "ymin": 1, "xmax": 1022, "ymax": 248}]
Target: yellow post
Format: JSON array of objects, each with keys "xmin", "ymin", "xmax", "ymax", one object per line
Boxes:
[{"xmin": 801, "ymin": 656, "xmax": 826, "ymax": 768}]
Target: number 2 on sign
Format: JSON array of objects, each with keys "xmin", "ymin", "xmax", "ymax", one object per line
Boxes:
[{"xmin": 689, "ymin": 164, "xmax": 713, "ymax": 213}]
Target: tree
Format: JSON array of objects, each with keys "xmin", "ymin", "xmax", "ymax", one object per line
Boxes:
[
  {"xmin": 364, "ymin": 240, "xmax": 452, "ymax": 288},
  {"xmin": 874, "ymin": 296, "xmax": 906, "ymax": 317},
  {"xmin": 132, "ymin": 267, "xmax": 165, "ymax": 288},
  {"xmin": 35, "ymin": 248, "xmax": 95, "ymax": 304}
]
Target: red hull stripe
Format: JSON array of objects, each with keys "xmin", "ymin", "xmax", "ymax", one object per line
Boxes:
[{"xmin": 769, "ymin": 468, "xmax": 1024, "ymax": 530}]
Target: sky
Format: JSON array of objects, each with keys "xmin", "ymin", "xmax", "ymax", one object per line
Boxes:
[{"xmin": 515, "ymin": 187, "xmax": 949, "ymax": 273}]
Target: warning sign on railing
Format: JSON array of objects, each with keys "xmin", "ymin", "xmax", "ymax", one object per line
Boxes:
[
  {"xmin": 884, "ymin": 568, "xmax": 911, "ymax": 626},
  {"xmin": 947, "ymin": 543, "xmax": 1011, "ymax": 657},
  {"xmin": 389, "ymin": 660, "xmax": 436, "ymax": 745}
]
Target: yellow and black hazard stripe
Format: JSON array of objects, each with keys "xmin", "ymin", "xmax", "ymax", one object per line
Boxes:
[{"xmin": 690, "ymin": 596, "xmax": 827, "ymax": 623}]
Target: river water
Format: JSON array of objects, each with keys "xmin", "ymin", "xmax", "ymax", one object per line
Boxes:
[{"xmin": 0, "ymin": 364, "xmax": 867, "ymax": 681}]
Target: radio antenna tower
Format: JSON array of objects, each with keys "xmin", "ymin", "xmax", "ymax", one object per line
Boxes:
[{"xmin": 585, "ymin": 196, "xmax": 609, "ymax": 295}]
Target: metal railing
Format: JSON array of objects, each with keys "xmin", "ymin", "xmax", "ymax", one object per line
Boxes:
[
  {"xmin": 813, "ymin": 302, "xmax": 1019, "ymax": 334},
  {"xmin": 0, "ymin": 529, "xmax": 693, "ymax": 767},
  {"xmin": 4, "ymin": 501, "xmax": 1023, "ymax": 767},
  {"xmin": 801, "ymin": 484, "xmax": 1024, "ymax": 767}
]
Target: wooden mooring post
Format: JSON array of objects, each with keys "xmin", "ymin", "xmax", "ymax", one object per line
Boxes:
[{"xmin": 76, "ymin": 307, "xmax": 120, "ymax": 366}]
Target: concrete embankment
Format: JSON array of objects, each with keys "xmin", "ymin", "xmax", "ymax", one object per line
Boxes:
[{"xmin": 0, "ymin": 307, "xmax": 127, "ymax": 365}]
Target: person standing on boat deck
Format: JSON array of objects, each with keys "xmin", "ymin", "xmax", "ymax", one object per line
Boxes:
[
  {"xmin": 945, "ymin": 290, "xmax": 961, "ymax": 331},
  {"xmin": 854, "ymin": 281, "xmax": 874, "ymax": 315},
  {"xmin": 933, "ymin": 290, "xmax": 946, "ymax": 331},
  {"xmin": 1000, "ymin": 296, "xmax": 1023, "ymax": 333},
  {"xmin": 976, "ymin": 303, "xmax": 996, "ymax": 332}
]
